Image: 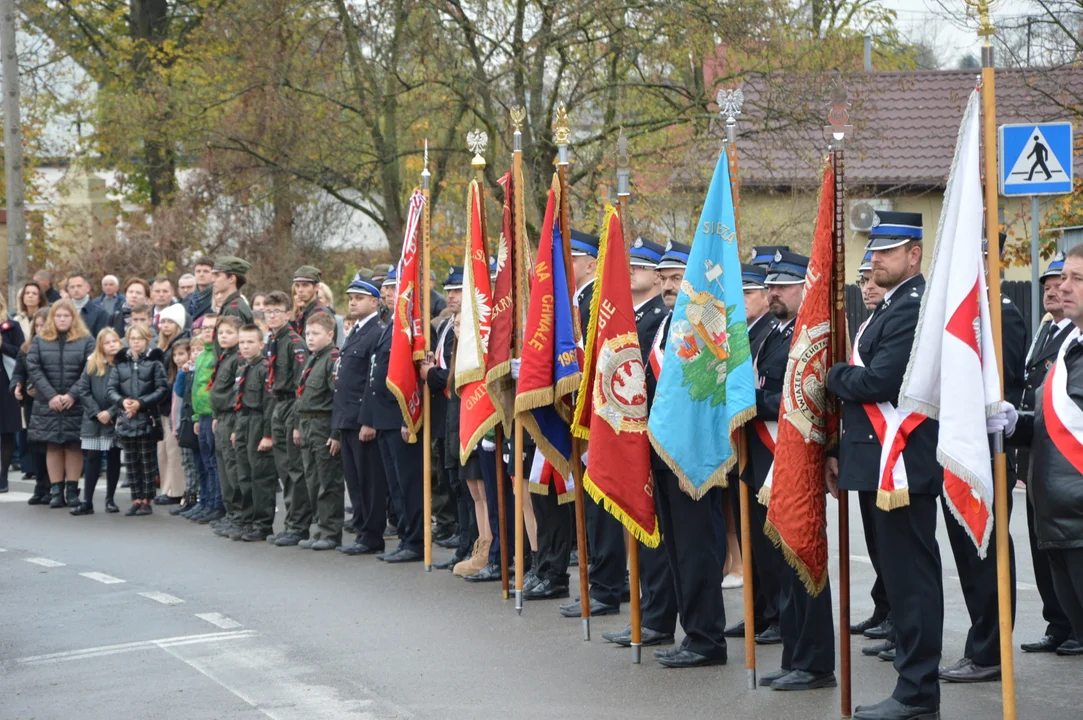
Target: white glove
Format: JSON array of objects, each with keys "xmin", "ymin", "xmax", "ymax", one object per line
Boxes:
[
  {"xmin": 987, "ymin": 401, "xmax": 1019, "ymax": 437},
  {"xmin": 481, "ymin": 439, "xmax": 497, "ymax": 452},
  {"xmin": 510, "ymin": 358, "xmax": 521, "ymax": 380}
]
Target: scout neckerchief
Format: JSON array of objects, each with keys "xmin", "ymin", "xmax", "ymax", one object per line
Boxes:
[{"xmin": 234, "ymin": 359, "xmax": 252, "ymax": 411}]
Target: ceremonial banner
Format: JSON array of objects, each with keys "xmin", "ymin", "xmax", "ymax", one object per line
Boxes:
[
  {"xmin": 456, "ymin": 179, "xmax": 501, "ymax": 462},
  {"xmin": 387, "ymin": 190, "xmax": 426, "ymax": 441},
  {"xmin": 764, "ymin": 163, "xmax": 837, "ymax": 595},
  {"xmin": 899, "ymin": 90, "xmax": 999, "ymax": 555},
  {"xmin": 486, "ymin": 170, "xmax": 522, "ymax": 426},
  {"xmin": 571, "ymin": 207, "xmax": 658, "ymax": 546},
  {"xmin": 647, "ymin": 151, "xmax": 756, "ymax": 499},
  {"xmin": 514, "ymin": 175, "xmax": 581, "ymax": 484}
]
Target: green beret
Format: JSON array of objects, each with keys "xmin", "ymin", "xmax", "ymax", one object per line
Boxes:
[
  {"xmin": 213, "ymin": 256, "xmax": 251, "ymax": 276},
  {"xmin": 293, "ymin": 265, "xmax": 322, "ymax": 284}
]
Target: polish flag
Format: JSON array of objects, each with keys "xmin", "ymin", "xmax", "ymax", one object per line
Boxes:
[{"xmin": 898, "ymin": 89, "xmax": 1001, "ymax": 557}]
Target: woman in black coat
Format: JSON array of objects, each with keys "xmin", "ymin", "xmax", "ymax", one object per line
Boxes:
[
  {"xmin": 11, "ymin": 309, "xmax": 50, "ymax": 503},
  {"xmin": 0, "ymin": 295, "xmax": 26, "ymax": 493},
  {"xmin": 109, "ymin": 324, "xmax": 168, "ymax": 515},
  {"xmin": 26, "ymin": 300, "xmax": 94, "ymax": 508}
]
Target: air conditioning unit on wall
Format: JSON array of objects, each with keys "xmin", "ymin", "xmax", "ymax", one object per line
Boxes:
[{"xmin": 850, "ymin": 199, "xmax": 894, "ymax": 233}]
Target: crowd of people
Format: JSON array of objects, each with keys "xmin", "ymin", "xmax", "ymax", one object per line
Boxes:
[{"xmin": 4, "ymin": 209, "xmax": 1083, "ymax": 720}]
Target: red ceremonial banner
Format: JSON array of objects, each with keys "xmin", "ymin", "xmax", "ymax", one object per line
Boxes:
[
  {"xmin": 386, "ymin": 190, "xmax": 426, "ymax": 441},
  {"xmin": 571, "ymin": 207, "xmax": 658, "ymax": 547},
  {"xmin": 486, "ymin": 170, "xmax": 518, "ymax": 425},
  {"xmin": 763, "ymin": 164, "xmax": 837, "ymax": 595}
]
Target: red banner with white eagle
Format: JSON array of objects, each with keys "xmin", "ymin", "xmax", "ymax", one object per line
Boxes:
[
  {"xmin": 571, "ymin": 207, "xmax": 658, "ymax": 547},
  {"xmin": 763, "ymin": 164, "xmax": 837, "ymax": 596},
  {"xmin": 386, "ymin": 190, "xmax": 426, "ymax": 442}
]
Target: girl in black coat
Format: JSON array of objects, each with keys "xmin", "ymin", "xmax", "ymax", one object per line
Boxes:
[
  {"xmin": 11, "ymin": 309, "xmax": 50, "ymax": 503},
  {"xmin": 69, "ymin": 328, "xmax": 124, "ymax": 515},
  {"xmin": 0, "ymin": 295, "xmax": 26, "ymax": 493},
  {"xmin": 108, "ymin": 324, "xmax": 168, "ymax": 515},
  {"xmin": 26, "ymin": 300, "xmax": 94, "ymax": 508}
]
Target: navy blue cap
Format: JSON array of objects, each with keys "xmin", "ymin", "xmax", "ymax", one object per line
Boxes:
[
  {"xmin": 346, "ymin": 277, "xmax": 381, "ymax": 298},
  {"xmin": 858, "ymin": 250, "xmax": 873, "ymax": 272},
  {"xmin": 443, "ymin": 265, "xmax": 464, "ymax": 290},
  {"xmin": 630, "ymin": 237, "xmax": 665, "ymax": 268},
  {"xmin": 750, "ymin": 245, "xmax": 790, "ymax": 268},
  {"xmin": 382, "ymin": 266, "xmax": 398, "ymax": 287},
  {"xmin": 656, "ymin": 240, "xmax": 691, "ymax": 270},
  {"xmin": 765, "ymin": 250, "xmax": 809, "ymax": 285},
  {"xmin": 570, "ymin": 229, "xmax": 600, "ymax": 258},
  {"xmin": 1041, "ymin": 252, "xmax": 1065, "ymax": 281},
  {"xmin": 741, "ymin": 264, "xmax": 768, "ymax": 289},
  {"xmin": 866, "ymin": 210, "xmax": 922, "ymax": 250}
]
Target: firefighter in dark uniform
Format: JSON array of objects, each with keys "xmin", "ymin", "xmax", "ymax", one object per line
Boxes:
[
  {"xmin": 359, "ymin": 269, "xmax": 424, "ymax": 563},
  {"xmin": 212, "ymin": 256, "xmax": 254, "ymax": 353},
  {"xmin": 335, "ymin": 277, "xmax": 389, "ymax": 555},
  {"xmin": 749, "ymin": 245, "xmax": 790, "ymax": 269},
  {"xmin": 1016, "ymin": 252, "xmax": 1076, "ymax": 653},
  {"xmin": 754, "ymin": 251, "xmax": 837, "ymax": 691},
  {"xmin": 826, "ymin": 211, "xmax": 942, "ymax": 720},
  {"xmin": 603, "ymin": 237, "xmax": 678, "ymax": 647},
  {"xmin": 290, "ymin": 265, "xmax": 330, "ymax": 338},
  {"xmin": 938, "ymin": 232, "xmax": 1027, "ymax": 683}
]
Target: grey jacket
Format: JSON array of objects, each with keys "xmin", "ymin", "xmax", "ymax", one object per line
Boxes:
[
  {"xmin": 108, "ymin": 347, "xmax": 169, "ymax": 438},
  {"xmin": 72, "ymin": 366, "xmax": 120, "ymax": 440},
  {"xmin": 26, "ymin": 333, "xmax": 94, "ymax": 444}
]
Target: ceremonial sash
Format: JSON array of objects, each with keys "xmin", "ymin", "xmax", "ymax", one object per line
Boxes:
[
  {"xmin": 851, "ymin": 321, "xmax": 926, "ymax": 509},
  {"xmin": 649, "ymin": 318, "xmax": 666, "ymax": 379},
  {"xmin": 1043, "ymin": 331, "xmax": 1083, "ymax": 475},
  {"xmin": 751, "ymin": 419, "xmax": 778, "ymax": 505}
]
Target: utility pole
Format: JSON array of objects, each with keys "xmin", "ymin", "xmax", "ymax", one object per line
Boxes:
[{"xmin": 1, "ymin": 0, "xmax": 26, "ymax": 308}]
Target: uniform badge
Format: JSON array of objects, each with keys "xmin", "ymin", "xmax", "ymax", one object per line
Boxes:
[
  {"xmin": 774, "ymin": 250, "xmax": 783, "ymax": 262},
  {"xmin": 782, "ymin": 321, "xmax": 831, "ymax": 444},
  {"xmin": 633, "ymin": 237, "xmax": 644, "ymax": 249},
  {"xmin": 665, "ymin": 240, "xmax": 673, "ymax": 252},
  {"xmin": 593, "ymin": 332, "xmax": 648, "ymax": 433},
  {"xmin": 871, "ymin": 215, "xmax": 881, "ymax": 228}
]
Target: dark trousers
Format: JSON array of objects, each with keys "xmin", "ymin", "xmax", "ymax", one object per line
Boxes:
[
  {"xmin": 377, "ymin": 430, "xmax": 423, "ymax": 553},
  {"xmin": 941, "ymin": 491, "xmax": 1016, "ymax": 666},
  {"xmin": 17, "ymin": 429, "xmax": 32, "ymax": 473},
  {"xmin": 449, "ymin": 467, "xmax": 476, "ymax": 557},
  {"xmin": 236, "ymin": 413, "xmax": 277, "ymax": 533},
  {"xmin": 779, "ymin": 564, "xmax": 835, "ymax": 674},
  {"xmin": 873, "ymin": 494, "xmax": 943, "ymax": 710},
  {"xmin": 213, "ymin": 414, "xmax": 240, "ymax": 520},
  {"xmin": 585, "ymin": 484, "xmax": 627, "ymax": 607},
  {"xmin": 479, "ymin": 446, "xmax": 515, "ymax": 566},
  {"xmin": 0, "ymin": 433, "xmax": 13, "ymax": 488},
  {"xmin": 341, "ymin": 431, "xmax": 388, "ymax": 549},
  {"xmin": 197, "ymin": 417, "xmax": 223, "ymax": 510},
  {"xmin": 299, "ymin": 415, "xmax": 345, "ymax": 543},
  {"xmin": 272, "ymin": 399, "xmax": 304, "ymax": 519},
  {"xmin": 1026, "ymin": 492, "xmax": 1072, "ymax": 641},
  {"xmin": 858, "ymin": 490, "xmax": 891, "ymax": 622},
  {"xmin": 745, "ymin": 481, "xmax": 782, "ymax": 629},
  {"xmin": 654, "ymin": 468, "xmax": 727, "ymax": 658},
  {"xmin": 84, "ymin": 446, "xmax": 121, "ymax": 504},
  {"xmin": 531, "ymin": 482, "xmax": 572, "ymax": 585},
  {"xmin": 639, "ymin": 538, "xmax": 678, "ymax": 634},
  {"xmin": 431, "ymin": 440, "xmax": 456, "ymax": 535},
  {"xmin": 1047, "ymin": 547, "xmax": 1083, "ymax": 643}
]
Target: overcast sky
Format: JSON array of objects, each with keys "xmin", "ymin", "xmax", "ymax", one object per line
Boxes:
[{"xmin": 879, "ymin": 0, "xmax": 1041, "ymax": 66}]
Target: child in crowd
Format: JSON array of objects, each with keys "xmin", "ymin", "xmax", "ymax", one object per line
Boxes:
[
  {"xmin": 167, "ymin": 338, "xmax": 200, "ymax": 514},
  {"xmin": 186, "ymin": 316, "xmax": 224, "ymax": 524},
  {"xmin": 209, "ymin": 315, "xmax": 243, "ymax": 534},
  {"xmin": 229, "ymin": 325, "xmax": 276, "ymax": 542},
  {"xmin": 70, "ymin": 328, "xmax": 124, "ymax": 515},
  {"xmin": 129, "ymin": 303, "xmax": 153, "ymax": 332},
  {"xmin": 295, "ymin": 312, "xmax": 344, "ymax": 550},
  {"xmin": 109, "ymin": 324, "xmax": 169, "ymax": 515}
]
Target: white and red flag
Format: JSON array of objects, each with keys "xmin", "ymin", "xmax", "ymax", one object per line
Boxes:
[{"xmin": 898, "ymin": 89, "xmax": 1001, "ymax": 557}]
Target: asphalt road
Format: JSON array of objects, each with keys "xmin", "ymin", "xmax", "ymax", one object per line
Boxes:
[{"xmin": 1, "ymin": 477, "xmax": 1079, "ymax": 720}]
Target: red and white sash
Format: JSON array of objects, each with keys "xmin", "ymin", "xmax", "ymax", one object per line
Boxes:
[
  {"xmin": 1042, "ymin": 329, "xmax": 1083, "ymax": 475},
  {"xmin": 851, "ymin": 320, "xmax": 926, "ymax": 509},
  {"xmin": 649, "ymin": 318, "xmax": 666, "ymax": 379},
  {"xmin": 751, "ymin": 419, "xmax": 778, "ymax": 505}
]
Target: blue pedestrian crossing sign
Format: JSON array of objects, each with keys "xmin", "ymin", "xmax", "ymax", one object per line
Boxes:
[{"xmin": 999, "ymin": 122, "xmax": 1073, "ymax": 196}]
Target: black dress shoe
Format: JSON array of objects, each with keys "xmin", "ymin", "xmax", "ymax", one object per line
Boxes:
[
  {"xmin": 69, "ymin": 502, "xmax": 94, "ymax": 516},
  {"xmin": 657, "ymin": 648, "xmax": 726, "ymax": 668},
  {"xmin": 384, "ymin": 548, "xmax": 422, "ymax": 563},
  {"xmin": 1056, "ymin": 639, "xmax": 1083, "ymax": 656},
  {"xmin": 521, "ymin": 570, "xmax": 540, "ymax": 593},
  {"xmin": 771, "ymin": 669, "xmax": 838, "ymax": 691},
  {"xmin": 154, "ymin": 495, "xmax": 181, "ymax": 505},
  {"xmin": 435, "ymin": 533, "xmax": 460, "ymax": 549},
  {"xmin": 878, "ymin": 647, "xmax": 896, "ymax": 662},
  {"xmin": 723, "ymin": 620, "xmax": 746, "ymax": 638},
  {"xmin": 758, "ymin": 668, "xmax": 790, "ymax": 687},
  {"xmin": 938, "ymin": 657, "xmax": 999, "ymax": 683},
  {"xmin": 523, "ymin": 579, "xmax": 570, "ymax": 601},
  {"xmin": 853, "ymin": 697, "xmax": 939, "ymax": 720},
  {"xmin": 464, "ymin": 562, "xmax": 502, "ymax": 582},
  {"xmin": 601, "ymin": 625, "xmax": 675, "ymax": 648},
  {"xmin": 864, "ymin": 618, "xmax": 894, "ymax": 640},
  {"xmin": 105, "ymin": 499, "xmax": 119, "ymax": 514},
  {"xmin": 862, "ymin": 640, "xmax": 895, "ymax": 657},
  {"xmin": 1021, "ymin": 634, "xmax": 1066, "ymax": 653},
  {"xmin": 559, "ymin": 598, "xmax": 618, "ymax": 617},
  {"xmin": 755, "ymin": 624, "xmax": 782, "ymax": 645},
  {"xmin": 339, "ymin": 542, "xmax": 381, "ymax": 556},
  {"xmin": 851, "ymin": 615, "xmax": 886, "ymax": 635},
  {"xmin": 433, "ymin": 555, "xmax": 460, "ymax": 570}
]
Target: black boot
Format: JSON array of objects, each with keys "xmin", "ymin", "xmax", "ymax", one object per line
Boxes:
[
  {"xmin": 49, "ymin": 484, "xmax": 65, "ymax": 508},
  {"xmin": 27, "ymin": 478, "xmax": 49, "ymax": 505},
  {"xmin": 70, "ymin": 501, "xmax": 94, "ymax": 516},
  {"xmin": 65, "ymin": 481, "xmax": 80, "ymax": 506}
]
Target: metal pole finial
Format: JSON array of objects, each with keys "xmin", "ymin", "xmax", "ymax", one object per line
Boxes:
[
  {"xmin": 554, "ymin": 102, "xmax": 570, "ymax": 164},
  {"xmin": 717, "ymin": 88, "xmax": 744, "ymax": 144},
  {"xmin": 965, "ymin": 0, "xmax": 997, "ymax": 42},
  {"xmin": 511, "ymin": 106, "xmax": 525, "ymax": 152},
  {"xmin": 616, "ymin": 128, "xmax": 630, "ymax": 196},
  {"xmin": 824, "ymin": 82, "xmax": 854, "ymax": 147},
  {"xmin": 467, "ymin": 128, "xmax": 488, "ymax": 170},
  {"xmin": 421, "ymin": 139, "xmax": 430, "ymax": 189}
]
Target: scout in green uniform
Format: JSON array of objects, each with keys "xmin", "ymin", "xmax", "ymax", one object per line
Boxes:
[
  {"xmin": 211, "ymin": 256, "xmax": 254, "ymax": 354},
  {"xmin": 230, "ymin": 324, "xmax": 277, "ymax": 542},
  {"xmin": 264, "ymin": 291, "xmax": 311, "ymax": 547},
  {"xmin": 209, "ymin": 316, "xmax": 245, "ymax": 534},
  {"xmin": 290, "ymin": 265, "xmax": 330, "ymax": 338},
  {"xmin": 294, "ymin": 312, "xmax": 345, "ymax": 551}
]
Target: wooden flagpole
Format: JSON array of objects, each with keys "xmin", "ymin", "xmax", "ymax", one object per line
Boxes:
[
  {"xmin": 422, "ymin": 140, "xmax": 433, "ymax": 573},
  {"xmin": 718, "ymin": 88, "xmax": 757, "ymax": 689},
  {"xmin": 973, "ymin": 2, "xmax": 1017, "ymax": 716},
  {"xmin": 825, "ymin": 86, "xmax": 853, "ymax": 718},
  {"xmin": 555, "ymin": 102, "xmax": 592, "ymax": 641},
  {"xmin": 614, "ymin": 129, "xmax": 642, "ymax": 664},
  {"xmin": 511, "ymin": 106, "xmax": 528, "ymax": 615}
]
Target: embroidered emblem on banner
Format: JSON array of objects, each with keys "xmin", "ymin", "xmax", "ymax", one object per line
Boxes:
[
  {"xmin": 594, "ymin": 332, "xmax": 648, "ymax": 433},
  {"xmin": 783, "ymin": 321, "xmax": 830, "ymax": 444}
]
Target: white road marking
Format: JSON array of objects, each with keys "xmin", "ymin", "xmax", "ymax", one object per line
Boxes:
[
  {"xmin": 15, "ymin": 630, "xmax": 256, "ymax": 665},
  {"xmin": 196, "ymin": 612, "xmax": 242, "ymax": 630},
  {"xmin": 139, "ymin": 591, "xmax": 185, "ymax": 605},
  {"xmin": 25, "ymin": 557, "xmax": 65, "ymax": 567},
  {"xmin": 80, "ymin": 571, "xmax": 125, "ymax": 584},
  {"xmin": 0, "ymin": 548, "xmax": 7, "ymax": 552},
  {"xmin": 0, "ymin": 491, "xmax": 32, "ymax": 503}
]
